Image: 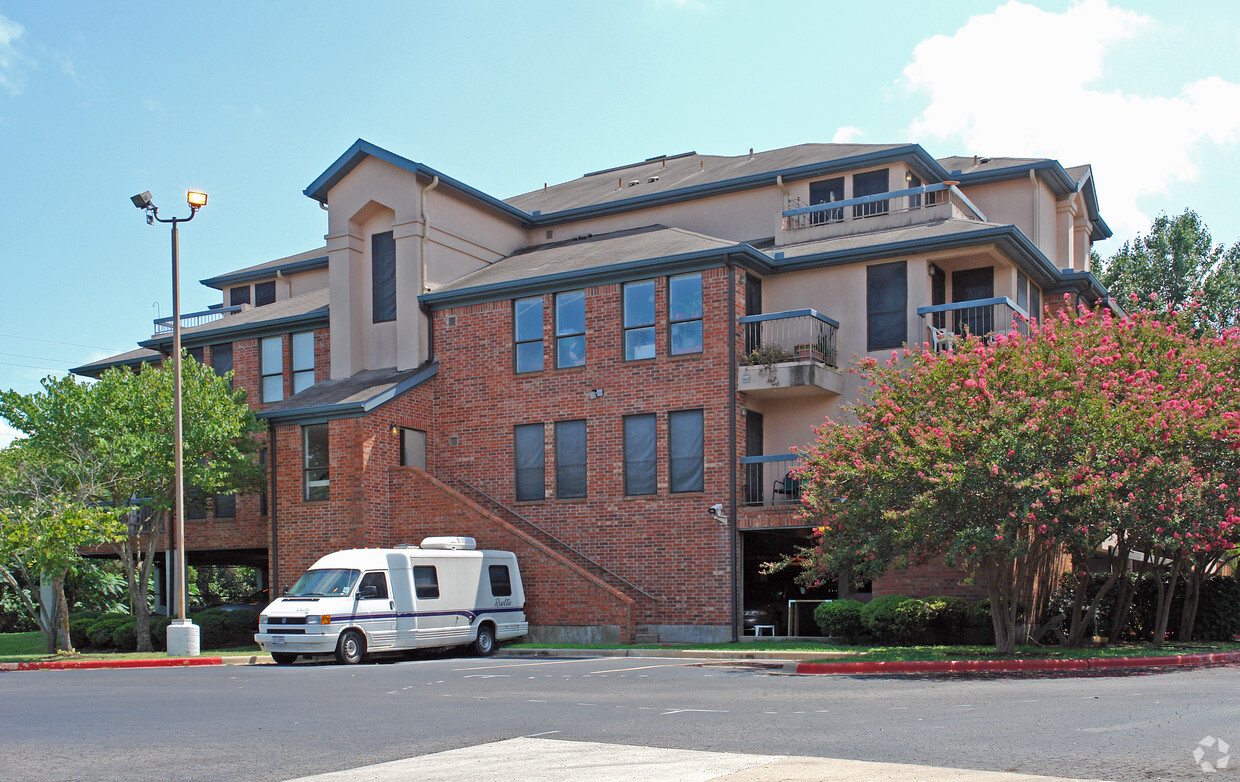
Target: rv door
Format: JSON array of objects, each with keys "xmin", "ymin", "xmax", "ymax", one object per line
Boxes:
[{"xmin": 354, "ymin": 571, "xmax": 396, "ymax": 650}]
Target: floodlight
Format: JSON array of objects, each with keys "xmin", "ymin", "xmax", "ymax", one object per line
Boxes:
[
  {"xmin": 186, "ymin": 191, "xmax": 207, "ymax": 209},
  {"xmin": 131, "ymin": 191, "xmax": 154, "ymax": 209}
]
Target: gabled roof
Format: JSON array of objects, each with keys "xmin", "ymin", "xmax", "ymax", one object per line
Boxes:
[
  {"xmin": 140, "ymin": 289, "xmax": 329, "ymax": 350},
  {"xmin": 257, "ymin": 363, "xmax": 438, "ymax": 425},
  {"xmin": 70, "ymin": 347, "xmax": 161, "ymax": 378},
  {"xmin": 200, "ymin": 247, "xmax": 328, "ymax": 290}
]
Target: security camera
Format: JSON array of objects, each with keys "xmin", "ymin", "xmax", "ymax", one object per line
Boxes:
[
  {"xmin": 707, "ymin": 503, "xmax": 724, "ymax": 517},
  {"xmin": 131, "ymin": 191, "xmax": 153, "ymax": 209}
]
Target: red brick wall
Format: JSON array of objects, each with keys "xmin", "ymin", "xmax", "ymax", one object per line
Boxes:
[
  {"xmin": 873, "ymin": 557, "xmax": 988, "ymax": 599},
  {"xmin": 430, "ymin": 266, "xmax": 740, "ymax": 630}
]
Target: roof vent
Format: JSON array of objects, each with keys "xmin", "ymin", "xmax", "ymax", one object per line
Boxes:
[
  {"xmin": 571, "ymin": 233, "xmax": 593, "ymax": 242},
  {"xmin": 627, "ymin": 179, "xmax": 640, "ymax": 187},
  {"xmin": 394, "ymin": 543, "xmax": 418, "ymax": 549},
  {"xmin": 420, "ymin": 536, "xmax": 476, "ymax": 550},
  {"xmin": 774, "ymin": 251, "xmax": 785, "ymax": 260},
  {"xmin": 647, "ymin": 175, "xmax": 660, "ymax": 183}
]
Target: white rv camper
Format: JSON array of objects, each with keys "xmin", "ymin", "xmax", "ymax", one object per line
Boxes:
[{"xmin": 254, "ymin": 537, "xmax": 527, "ymax": 664}]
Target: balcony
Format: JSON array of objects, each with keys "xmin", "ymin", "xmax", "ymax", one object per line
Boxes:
[
  {"xmin": 740, "ymin": 454, "xmax": 801, "ymax": 507},
  {"xmin": 780, "ymin": 182, "xmax": 987, "ymax": 242},
  {"xmin": 916, "ymin": 296, "xmax": 1029, "ymax": 350},
  {"xmin": 153, "ymin": 305, "xmax": 243, "ymax": 336},
  {"xmin": 738, "ymin": 309, "xmax": 844, "ymax": 397}
]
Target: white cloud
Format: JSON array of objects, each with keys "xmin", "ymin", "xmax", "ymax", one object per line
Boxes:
[
  {"xmin": 832, "ymin": 126, "xmax": 865, "ymax": 144},
  {"xmin": 0, "ymin": 420, "xmax": 23, "ymax": 449},
  {"xmin": 902, "ymin": 0, "xmax": 1240, "ymax": 240},
  {"xmin": 0, "ymin": 13, "xmax": 28, "ymax": 96}
]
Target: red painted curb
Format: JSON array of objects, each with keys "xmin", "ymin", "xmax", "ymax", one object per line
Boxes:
[
  {"xmin": 796, "ymin": 651, "xmax": 1240, "ymax": 675},
  {"xmin": 2, "ymin": 657, "xmax": 223, "ymax": 672}
]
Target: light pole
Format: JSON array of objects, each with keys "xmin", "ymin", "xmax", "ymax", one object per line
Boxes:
[{"xmin": 131, "ymin": 189, "xmax": 207, "ymax": 657}]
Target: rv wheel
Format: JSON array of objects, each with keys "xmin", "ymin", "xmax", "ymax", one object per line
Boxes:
[
  {"xmin": 335, "ymin": 629, "xmax": 366, "ymax": 665},
  {"xmin": 473, "ymin": 624, "xmax": 496, "ymax": 657},
  {"xmin": 271, "ymin": 652, "xmax": 298, "ymax": 665}
]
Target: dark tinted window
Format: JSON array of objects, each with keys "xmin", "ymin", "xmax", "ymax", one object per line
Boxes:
[
  {"xmin": 669, "ymin": 409, "xmax": 704, "ymax": 493},
  {"xmin": 304, "ymin": 423, "xmax": 329, "ymax": 501},
  {"xmin": 213, "ymin": 493, "xmax": 235, "ymax": 518},
  {"xmin": 358, "ymin": 571, "xmax": 388, "ymax": 599},
  {"xmin": 809, "ymin": 177, "xmax": 845, "ymax": 223},
  {"xmin": 867, "ymin": 261, "xmax": 907, "ymax": 351},
  {"xmin": 254, "ymin": 281, "xmax": 276, "ymax": 307},
  {"xmin": 488, "ymin": 565, "xmax": 512, "ymax": 597},
  {"xmin": 853, "ymin": 169, "xmax": 890, "ymax": 218},
  {"xmin": 623, "ymin": 414, "xmax": 657, "ymax": 496},
  {"xmin": 555, "ymin": 420, "xmax": 587, "ymax": 499},
  {"xmin": 413, "ymin": 566, "xmax": 439, "ymax": 599},
  {"xmin": 211, "ymin": 343, "xmax": 232, "ymax": 380},
  {"xmin": 187, "ymin": 346, "xmax": 204, "ymax": 364},
  {"xmin": 514, "ymin": 423, "xmax": 545, "ymax": 502},
  {"xmin": 230, "ymin": 286, "xmax": 250, "ymax": 306},
  {"xmin": 372, "ymin": 231, "xmax": 396, "ymax": 323}
]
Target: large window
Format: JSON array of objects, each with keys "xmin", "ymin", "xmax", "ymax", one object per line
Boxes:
[
  {"xmin": 230, "ymin": 286, "xmax": 250, "ymax": 307},
  {"xmin": 809, "ymin": 177, "xmax": 845, "ymax": 224},
  {"xmin": 211, "ymin": 343, "xmax": 233, "ymax": 386},
  {"xmin": 254, "ymin": 280, "xmax": 276, "ymax": 307},
  {"xmin": 623, "ymin": 414, "xmax": 657, "ymax": 496},
  {"xmin": 214, "ymin": 492, "xmax": 236, "ymax": 518},
  {"xmin": 292, "ymin": 331, "xmax": 315, "ymax": 394},
  {"xmin": 514, "ymin": 297, "xmax": 544, "ymax": 373},
  {"xmin": 514, "ymin": 423, "xmax": 545, "ymax": 502},
  {"xmin": 668, "ymin": 273, "xmax": 703, "ymax": 355},
  {"xmin": 853, "ymin": 169, "xmax": 890, "ymax": 218},
  {"xmin": 555, "ymin": 419, "xmax": 587, "ymax": 499},
  {"xmin": 488, "ymin": 565, "xmax": 512, "ymax": 597},
  {"xmin": 669, "ymin": 409, "xmax": 704, "ymax": 493},
  {"xmin": 623, "ymin": 280, "xmax": 656, "ymax": 361},
  {"xmin": 866, "ymin": 261, "xmax": 907, "ymax": 352},
  {"xmin": 303, "ymin": 423, "xmax": 329, "ymax": 501},
  {"xmin": 372, "ymin": 230, "xmax": 396, "ymax": 323},
  {"xmin": 413, "ymin": 566, "xmax": 440, "ymax": 599},
  {"xmin": 259, "ymin": 448, "xmax": 268, "ymax": 517},
  {"xmin": 261, "ymin": 336, "xmax": 283, "ymax": 403},
  {"xmin": 555, "ymin": 291, "xmax": 586, "ymax": 368},
  {"xmin": 400, "ymin": 428, "xmax": 427, "ymax": 470}
]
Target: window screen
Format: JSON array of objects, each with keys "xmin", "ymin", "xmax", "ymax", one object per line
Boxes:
[
  {"xmin": 261, "ymin": 336, "xmax": 283, "ymax": 402},
  {"xmin": 853, "ymin": 169, "xmax": 890, "ymax": 218},
  {"xmin": 292, "ymin": 331, "xmax": 315, "ymax": 394},
  {"xmin": 514, "ymin": 423, "xmax": 545, "ymax": 502},
  {"xmin": 303, "ymin": 423, "xmax": 329, "ymax": 501},
  {"xmin": 669, "ymin": 409, "xmax": 704, "ymax": 493},
  {"xmin": 555, "ymin": 419, "xmax": 587, "ymax": 499},
  {"xmin": 668, "ymin": 273, "xmax": 703, "ymax": 355},
  {"xmin": 413, "ymin": 566, "xmax": 440, "ymax": 599},
  {"xmin": 489, "ymin": 565, "xmax": 512, "ymax": 597},
  {"xmin": 400, "ymin": 428, "xmax": 427, "ymax": 470},
  {"xmin": 187, "ymin": 346, "xmax": 204, "ymax": 364},
  {"xmin": 867, "ymin": 261, "xmax": 907, "ymax": 351},
  {"xmin": 254, "ymin": 280, "xmax": 276, "ymax": 307},
  {"xmin": 623, "ymin": 414, "xmax": 657, "ymax": 496},
  {"xmin": 514, "ymin": 297, "xmax": 544, "ymax": 373},
  {"xmin": 230, "ymin": 286, "xmax": 250, "ymax": 307},
  {"xmin": 211, "ymin": 343, "xmax": 232, "ymax": 384},
  {"xmin": 372, "ymin": 231, "xmax": 396, "ymax": 323},
  {"xmin": 623, "ymin": 280, "xmax": 656, "ymax": 361},
  {"xmin": 213, "ymin": 493, "xmax": 236, "ymax": 518}
]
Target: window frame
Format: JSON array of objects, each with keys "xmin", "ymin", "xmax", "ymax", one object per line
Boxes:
[
  {"xmin": 513, "ymin": 296, "xmax": 544, "ymax": 373},
  {"xmin": 261, "ymin": 336, "xmax": 284, "ymax": 403},
  {"xmin": 303, "ymin": 423, "xmax": 329, "ymax": 502},
  {"xmin": 668, "ymin": 409, "xmax": 705, "ymax": 493},
  {"xmin": 622, "ymin": 279, "xmax": 657, "ymax": 361},
  {"xmin": 866, "ymin": 261, "xmax": 907, "ymax": 352},
  {"xmin": 555, "ymin": 290, "xmax": 586, "ymax": 369},
  {"xmin": 211, "ymin": 342, "xmax": 233, "ymax": 387},
  {"xmin": 291, "ymin": 331, "xmax": 315, "ymax": 394},
  {"xmin": 254, "ymin": 280, "xmax": 276, "ymax": 307},
  {"xmin": 623, "ymin": 413, "xmax": 657, "ymax": 496},
  {"xmin": 554, "ymin": 419, "xmax": 587, "ymax": 499},
  {"xmin": 668, "ymin": 272, "xmax": 703, "ymax": 356},
  {"xmin": 413, "ymin": 565, "xmax": 440, "ymax": 599},
  {"xmin": 513, "ymin": 423, "xmax": 545, "ymax": 502},
  {"xmin": 489, "ymin": 565, "xmax": 513, "ymax": 597},
  {"xmin": 372, "ymin": 230, "xmax": 397, "ymax": 323}
]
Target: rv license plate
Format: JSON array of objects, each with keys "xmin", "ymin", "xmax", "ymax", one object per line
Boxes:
[{"xmin": 271, "ymin": 635, "xmax": 286, "ymax": 645}]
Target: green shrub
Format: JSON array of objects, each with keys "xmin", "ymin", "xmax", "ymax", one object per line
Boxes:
[
  {"xmin": 860, "ymin": 595, "xmax": 911, "ymax": 644},
  {"xmin": 814, "ymin": 600, "xmax": 865, "ymax": 638},
  {"xmin": 86, "ymin": 614, "xmax": 131, "ymax": 650},
  {"xmin": 150, "ymin": 616, "xmax": 172, "ymax": 650},
  {"xmin": 890, "ymin": 598, "xmax": 933, "ymax": 644},
  {"xmin": 111, "ymin": 621, "xmax": 137, "ymax": 652},
  {"xmin": 68, "ymin": 616, "xmax": 97, "ymax": 649},
  {"xmin": 1191, "ymin": 576, "xmax": 1240, "ymax": 641}
]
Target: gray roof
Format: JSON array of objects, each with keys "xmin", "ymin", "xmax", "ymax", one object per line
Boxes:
[
  {"xmin": 70, "ymin": 347, "xmax": 161, "ymax": 378},
  {"xmin": 432, "ymin": 226, "xmax": 737, "ymax": 294},
  {"xmin": 141, "ymin": 289, "xmax": 329, "ymax": 348},
  {"xmin": 257, "ymin": 363, "xmax": 438, "ymax": 423},
  {"xmin": 200, "ymin": 246, "xmax": 328, "ymax": 290},
  {"xmin": 506, "ymin": 143, "xmax": 915, "ymax": 216},
  {"xmin": 938, "ymin": 156, "xmax": 1048, "ymax": 175}
]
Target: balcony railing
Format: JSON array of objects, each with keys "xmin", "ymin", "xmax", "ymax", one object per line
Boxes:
[
  {"xmin": 740, "ymin": 454, "xmax": 801, "ymax": 507},
  {"xmin": 739, "ymin": 309, "xmax": 839, "ymax": 369},
  {"xmin": 916, "ymin": 296, "xmax": 1029, "ymax": 350},
  {"xmin": 782, "ymin": 182, "xmax": 987, "ymax": 232},
  {"xmin": 153, "ymin": 305, "xmax": 243, "ymax": 336}
]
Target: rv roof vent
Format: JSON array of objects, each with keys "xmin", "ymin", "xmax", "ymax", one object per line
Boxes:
[
  {"xmin": 394, "ymin": 543, "xmax": 418, "ymax": 549},
  {"xmin": 420, "ymin": 536, "xmax": 477, "ymax": 550},
  {"xmin": 647, "ymin": 175, "xmax": 660, "ymax": 183},
  {"xmin": 627, "ymin": 179, "xmax": 640, "ymax": 187}
]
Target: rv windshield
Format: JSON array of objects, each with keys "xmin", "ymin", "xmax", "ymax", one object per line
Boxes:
[{"xmin": 286, "ymin": 568, "xmax": 360, "ymax": 597}]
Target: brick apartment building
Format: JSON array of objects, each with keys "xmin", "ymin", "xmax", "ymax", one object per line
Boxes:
[{"xmin": 74, "ymin": 140, "xmax": 1113, "ymax": 643}]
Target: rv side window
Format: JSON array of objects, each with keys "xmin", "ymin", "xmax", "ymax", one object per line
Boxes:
[
  {"xmin": 489, "ymin": 565, "xmax": 513, "ymax": 597},
  {"xmin": 358, "ymin": 571, "xmax": 388, "ymax": 599},
  {"xmin": 413, "ymin": 566, "xmax": 440, "ymax": 599}
]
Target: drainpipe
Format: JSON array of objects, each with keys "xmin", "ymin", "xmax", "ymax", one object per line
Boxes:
[
  {"xmin": 276, "ymin": 269, "xmax": 291, "ymax": 300},
  {"xmin": 775, "ymin": 174, "xmax": 789, "ymax": 201},
  {"xmin": 268, "ymin": 419, "xmax": 279, "ymax": 595},
  {"xmin": 726, "ymin": 255, "xmax": 739, "ymax": 643},
  {"xmin": 1029, "ymin": 169, "xmax": 1040, "ymax": 248},
  {"xmin": 420, "ymin": 175, "xmax": 440, "ymax": 295}
]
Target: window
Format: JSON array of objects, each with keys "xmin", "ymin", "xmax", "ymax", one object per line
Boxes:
[
  {"xmin": 400, "ymin": 428, "xmax": 427, "ymax": 470},
  {"xmin": 514, "ymin": 423, "xmax": 545, "ymax": 502},
  {"xmin": 230, "ymin": 286, "xmax": 250, "ymax": 307},
  {"xmin": 514, "ymin": 297, "xmax": 544, "ymax": 373},
  {"xmin": 185, "ymin": 488, "xmax": 207, "ymax": 520},
  {"xmin": 259, "ymin": 448, "xmax": 268, "ymax": 517},
  {"xmin": 303, "ymin": 423, "xmax": 329, "ymax": 501},
  {"xmin": 214, "ymin": 492, "xmax": 236, "ymax": 519},
  {"xmin": 555, "ymin": 290, "xmax": 585, "ymax": 368},
  {"xmin": 809, "ymin": 177, "xmax": 845, "ymax": 224},
  {"xmin": 413, "ymin": 566, "xmax": 440, "ymax": 599},
  {"xmin": 907, "ymin": 172, "xmax": 923, "ymax": 208},
  {"xmin": 623, "ymin": 280, "xmax": 656, "ymax": 361},
  {"xmin": 211, "ymin": 343, "xmax": 233, "ymax": 386},
  {"xmin": 261, "ymin": 336, "xmax": 283, "ymax": 402},
  {"xmin": 372, "ymin": 230, "xmax": 396, "ymax": 323},
  {"xmin": 489, "ymin": 565, "xmax": 512, "ymax": 597},
  {"xmin": 669, "ymin": 409, "xmax": 704, "ymax": 493},
  {"xmin": 866, "ymin": 261, "xmax": 907, "ymax": 351},
  {"xmin": 853, "ymin": 169, "xmax": 890, "ymax": 218},
  {"xmin": 292, "ymin": 331, "xmax": 315, "ymax": 394},
  {"xmin": 1029, "ymin": 284, "xmax": 1041, "ymax": 323},
  {"xmin": 254, "ymin": 280, "xmax": 276, "ymax": 307},
  {"xmin": 668, "ymin": 273, "xmax": 703, "ymax": 355},
  {"xmin": 623, "ymin": 414, "xmax": 657, "ymax": 496},
  {"xmin": 358, "ymin": 571, "xmax": 388, "ymax": 599},
  {"xmin": 187, "ymin": 346, "xmax": 204, "ymax": 364},
  {"xmin": 555, "ymin": 419, "xmax": 587, "ymax": 499}
]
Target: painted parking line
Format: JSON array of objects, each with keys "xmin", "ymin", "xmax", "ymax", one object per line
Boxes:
[
  {"xmin": 451, "ymin": 658, "xmax": 608, "ymax": 672},
  {"xmin": 588, "ymin": 661, "xmax": 709, "ymax": 674}
]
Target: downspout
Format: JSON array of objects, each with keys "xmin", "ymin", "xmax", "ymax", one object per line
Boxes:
[
  {"xmin": 268, "ymin": 419, "xmax": 279, "ymax": 595},
  {"xmin": 420, "ymin": 175, "xmax": 441, "ymax": 295},
  {"xmin": 775, "ymin": 174, "xmax": 789, "ymax": 201},
  {"xmin": 726, "ymin": 255, "xmax": 739, "ymax": 643},
  {"xmin": 276, "ymin": 269, "xmax": 291, "ymax": 300},
  {"xmin": 1029, "ymin": 169, "xmax": 1040, "ymax": 249}
]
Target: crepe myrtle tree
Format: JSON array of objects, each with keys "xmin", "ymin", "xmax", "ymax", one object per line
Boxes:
[{"xmin": 785, "ymin": 300, "xmax": 1240, "ymax": 653}]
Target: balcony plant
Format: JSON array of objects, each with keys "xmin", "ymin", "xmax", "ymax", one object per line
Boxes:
[{"xmin": 743, "ymin": 344, "xmax": 793, "ymax": 383}]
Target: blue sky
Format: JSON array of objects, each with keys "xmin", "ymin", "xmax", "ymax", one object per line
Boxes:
[{"xmin": 2, "ymin": 0, "xmax": 1238, "ymax": 444}]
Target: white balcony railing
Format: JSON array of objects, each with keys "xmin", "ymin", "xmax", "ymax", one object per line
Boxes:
[
  {"xmin": 782, "ymin": 182, "xmax": 985, "ymax": 232},
  {"xmin": 152, "ymin": 305, "xmax": 244, "ymax": 336},
  {"xmin": 916, "ymin": 296, "xmax": 1029, "ymax": 351}
]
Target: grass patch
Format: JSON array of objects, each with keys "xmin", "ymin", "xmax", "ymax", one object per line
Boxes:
[{"xmin": 0, "ymin": 631, "xmax": 260, "ymax": 663}]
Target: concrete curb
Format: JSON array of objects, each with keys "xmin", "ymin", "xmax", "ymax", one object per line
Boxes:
[
  {"xmin": 0, "ymin": 656, "xmax": 223, "ymax": 672},
  {"xmin": 795, "ymin": 650, "xmax": 1240, "ymax": 675}
]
